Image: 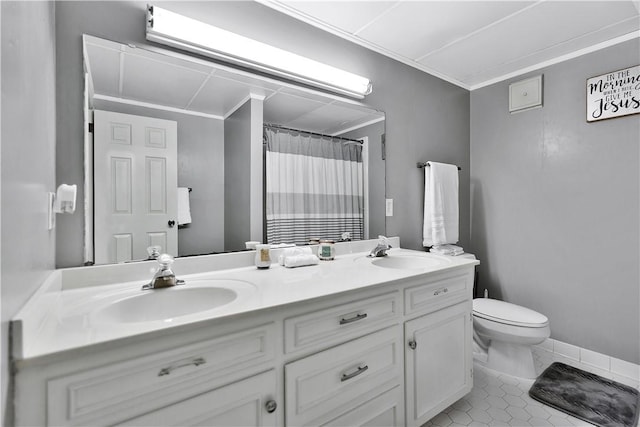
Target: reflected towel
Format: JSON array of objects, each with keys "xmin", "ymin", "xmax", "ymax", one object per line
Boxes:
[
  {"xmin": 177, "ymin": 187, "xmax": 192, "ymax": 225},
  {"xmin": 284, "ymin": 253, "xmax": 319, "ymax": 268},
  {"xmin": 278, "ymin": 247, "xmax": 313, "ymax": 265},
  {"xmin": 423, "ymin": 162, "xmax": 459, "ymax": 246}
]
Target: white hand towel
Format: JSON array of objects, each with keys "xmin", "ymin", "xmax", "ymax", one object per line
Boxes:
[
  {"xmin": 278, "ymin": 247, "xmax": 312, "ymax": 265},
  {"xmin": 423, "ymin": 162, "xmax": 459, "ymax": 247},
  {"xmin": 284, "ymin": 253, "xmax": 319, "ymax": 268},
  {"xmin": 430, "ymin": 244, "xmax": 464, "ymax": 256},
  {"xmin": 177, "ymin": 187, "xmax": 192, "ymax": 225}
]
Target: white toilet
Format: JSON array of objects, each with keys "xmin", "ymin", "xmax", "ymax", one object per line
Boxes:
[
  {"xmin": 456, "ymin": 254, "xmax": 550, "ymax": 379},
  {"xmin": 473, "ymin": 298, "xmax": 550, "ymax": 379}
]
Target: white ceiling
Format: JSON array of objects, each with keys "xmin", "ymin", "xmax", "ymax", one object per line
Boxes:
[
  {"xmin": 84, "ymin": 36, "xmax": 384, "ymax": 135},
  {"xmin": 260, "ymin": 0, "xmax": 640, "ymax": 90}
]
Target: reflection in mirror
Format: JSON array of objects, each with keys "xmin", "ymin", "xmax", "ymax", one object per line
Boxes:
[{"xmin": 83, "ymin": 35, "xmax": 385, "ymax": 265}]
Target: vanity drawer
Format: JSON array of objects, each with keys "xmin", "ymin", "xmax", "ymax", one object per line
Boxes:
[
  {"xmin": 117, "ymin": 370, "xmax": 277, "ymax": 427},
  {"xmin": 321, "ymin": 385, "xmax": 404, "ymax": 427},
  {"xmin": 47, "ymin": 323, "xmax": 276, "ymax": 427},
  {"xmin": 285, "ymin": 326, "xmax": 402, "ymax": 426},
  {"xmin": 404, "ymin": 272, "xmax": 471, "ymax": 315},
  {"xmin": 284, "ymin": 292, "xmax": 400, "ymax": 354}
]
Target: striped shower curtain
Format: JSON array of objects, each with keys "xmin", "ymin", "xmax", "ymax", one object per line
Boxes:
[{"xmin": 265, "ymin": 127, "xmax": 364, "ymax": 245}]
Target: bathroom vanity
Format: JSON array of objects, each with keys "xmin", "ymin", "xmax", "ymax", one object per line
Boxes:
[{"xmin": 11, "ymin": 239, "xmax": 478, "ymax": 427}]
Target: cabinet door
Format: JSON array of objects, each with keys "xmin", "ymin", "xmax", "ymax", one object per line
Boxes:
[
  {"xmin": 118, "ymin": 370, "xmax": 278, "ymax": 427},
  {"xmin": 405, "ymin": 301, "xmax": 472, "ymax": 427}
]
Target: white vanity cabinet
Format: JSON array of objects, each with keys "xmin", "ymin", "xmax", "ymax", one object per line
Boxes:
[{"xmin": 13, "ymin": 254, "xmax": 477, "ymax": 427}]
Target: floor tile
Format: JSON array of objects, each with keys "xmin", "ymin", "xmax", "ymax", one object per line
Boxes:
[
  {"xmin": 423, "ymin": 352, "xmax": 608, "ymax": 427},
  {"xmin": 503, "ymin": 394, "xmax": 527, "ymax": 408},
  {"xmin": 423, "ymin": 346, "xmax": 640, "ymax": 427},
  {"xmin": 485, "ymin": 395, "xmax": 508, "ymax": 410}
]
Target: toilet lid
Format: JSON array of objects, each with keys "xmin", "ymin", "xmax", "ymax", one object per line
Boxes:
[{"xmin": 473, "ymin": 298, "xmax": 549, "ymax": 328}]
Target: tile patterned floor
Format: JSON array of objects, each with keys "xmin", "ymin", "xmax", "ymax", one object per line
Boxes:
[{"xmin": 424, "ymin": 347, "xmax": 640, "ymax": 427}]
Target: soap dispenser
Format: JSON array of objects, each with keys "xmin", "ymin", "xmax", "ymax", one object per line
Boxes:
[{"xmin": 255, "ymin": 244, "xmax": 272, "ymax": 269}]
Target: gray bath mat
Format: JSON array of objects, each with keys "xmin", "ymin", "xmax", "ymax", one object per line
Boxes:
[{"xmin": 529, "ymin": 362, "xmax": 639, "ymax": 427}]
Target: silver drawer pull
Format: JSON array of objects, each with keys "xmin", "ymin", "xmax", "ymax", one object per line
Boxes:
[
  {"xmin": 341, "ymin": 365, "xmax": 369, "ymax": 382},
  {"xmin": 158, "ymin": 357, "xmax": 206, "ymax": 376},
  {"xmin": 339, "ymin": 313, "xmax": 368, "ymax": 325},
  {"xmin": 433, "ymin": 287, "xmax": 449, "ymax": 296}
]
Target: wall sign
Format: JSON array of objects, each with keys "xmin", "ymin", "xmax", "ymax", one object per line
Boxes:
[{"xmin": 586, "ymin": 65, "xmax": 640, "ymax": 122}]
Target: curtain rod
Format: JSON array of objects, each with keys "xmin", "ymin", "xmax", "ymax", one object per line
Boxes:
[
  {"xmin": 264, "ymin": 123, "xmax": 363, "ymax": 144},
  {"xmin": 417, "ymin": 162, "xmax": 462, "ymax": 171}
]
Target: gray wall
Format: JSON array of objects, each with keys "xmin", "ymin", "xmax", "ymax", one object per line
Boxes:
[
  {"xmin": 341, "ymin": 120, "xmax": 386, "ymax": 239},
  {"xmin": 55, "ymin": 1, "xmax": 471, "ymax": 267},
  {"xmin": 93, "ymin": 100, "xmax": 226, "ymax": 257},
  {"xmin": 470, "ymin": 39, "xmax": 640, "ymax": 364},
  {"xmin": 224, "ymin": 101, "xmax": 252, "ymax": 251},
  {"xmin": 1, "ymin": 1, "xmax": 57, "ymax": 424},
  {"xmin": 224, "ymin": 98, "xmax": 264, "ymax": 251},
  {"xmin": 55, "ymin": 1, "xmax": 151, "ymax": 267}
]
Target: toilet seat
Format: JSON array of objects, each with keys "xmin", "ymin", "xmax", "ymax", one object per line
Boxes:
[{"xmin": 473, "ymin": 298, "xmax": 548, "ymax": 328}]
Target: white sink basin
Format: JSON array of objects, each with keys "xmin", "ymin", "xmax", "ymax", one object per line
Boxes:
[
  {"xmin": 90, "ymin": 279, "xmax": 251, "ymax": 324},
  {"xmin": 369, "ymin": 254, "xmax": 451, "ymax": 270}
]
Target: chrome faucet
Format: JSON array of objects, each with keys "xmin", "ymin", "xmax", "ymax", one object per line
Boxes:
[
  {"xmin": 142, "ymin": 254, "xmax": 185, "ymax": 290},
  {"xmin": 368, "ymin": 236, "xmax": 392, "ymax": 258},
  {"xmin": 146, "ymin": 245, "xmax": 161, "ymax": 260}
]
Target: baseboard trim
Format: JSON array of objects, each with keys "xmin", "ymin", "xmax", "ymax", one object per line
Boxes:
[{"xmin": 534, "ymin": 338, "xmax": 639, "ymax": 387}]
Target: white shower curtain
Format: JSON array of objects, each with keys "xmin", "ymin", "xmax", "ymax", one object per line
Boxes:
[{"xmin": 264, "ymin": 126, "xmax": 364, "ymax": 245}]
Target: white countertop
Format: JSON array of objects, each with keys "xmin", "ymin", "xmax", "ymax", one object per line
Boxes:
[{"xmin": 12, "ymin": 241, "xmax": 478, "ymax": 362}]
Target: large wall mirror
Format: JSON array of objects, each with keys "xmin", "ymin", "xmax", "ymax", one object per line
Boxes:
[{"xmin": 83, "ymin": 35, "xmax": 386, "ymax": 265}]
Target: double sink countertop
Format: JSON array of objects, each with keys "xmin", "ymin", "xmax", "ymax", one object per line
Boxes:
[{"xmin": 12, "ymin": 237, "xmax": 478, "ymax": 362}]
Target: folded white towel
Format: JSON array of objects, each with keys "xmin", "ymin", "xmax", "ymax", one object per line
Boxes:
[
  {"xmin": 271, "ymin": 243, "xmax": 296, "ymax": 249},
  {"xmin": 278, "ymin": 247, "xmax": 312, "ymax": 265},
  {"xmin": 284, "ymin": 253, "xmax": 319, "ymax": 268},
  {"xmin": 430, "ymin": 244, "xmax": 464, "ymax": 256},
  {"xmin": 177, "ymin": 187, "xmax": 192, "ymax": 225},
  {"xmin": 423, "ymin": 162, "xmax": 459, "ymax": 247}
]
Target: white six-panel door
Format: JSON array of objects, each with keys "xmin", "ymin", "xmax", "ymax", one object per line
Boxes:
[{"xmin": 94, "ymin": 110, "xmax": 178, "ymax": 264}]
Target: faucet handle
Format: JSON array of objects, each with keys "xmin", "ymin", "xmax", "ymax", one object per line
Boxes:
[
  {"xmin": 378, "ymin": 235, "xmax": 391, "ymax": 248},
  {"xmin": 156, "ymin": 253, "xmax": 174, "ymax": 267},
  {"xmin": 147, "ymin": 245, "xmax": 161, "ymax": 259}
]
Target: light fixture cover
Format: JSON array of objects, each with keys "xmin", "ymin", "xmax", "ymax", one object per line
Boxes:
[{"xmin": 146, "ymin": 5, "xmax": 372, "ymax": 98}]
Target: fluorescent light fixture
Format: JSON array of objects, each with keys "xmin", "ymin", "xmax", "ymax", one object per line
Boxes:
[{"xmin": 146, "ymin": 5, "xmax": 372, "ymax": 99}]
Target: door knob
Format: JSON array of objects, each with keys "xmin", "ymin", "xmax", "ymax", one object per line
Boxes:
[
  {"xmin": 265, "ymin": 400, "xmax": 277, "ymax": 413},
  {"xmin": 168, "ymin": 220, "xmax": 176, "ymax": 228}
]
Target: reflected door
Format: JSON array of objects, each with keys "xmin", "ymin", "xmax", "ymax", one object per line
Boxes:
[{"xmin": 94, "ymin": 110, "xmax": 178, "ymax": 264}]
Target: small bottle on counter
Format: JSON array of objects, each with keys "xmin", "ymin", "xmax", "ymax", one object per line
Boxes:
[
  {"xmin": 255, "ymin": 244, "xmax": 271, "ymax": 269},
  {"xmin": 318, "ymin": 239, "xmax": 335, "ymax": 260}
]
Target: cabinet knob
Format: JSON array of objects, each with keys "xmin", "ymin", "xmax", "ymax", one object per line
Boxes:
[
  {"xmin": 168, "ymin": 220, "xmax": 176, "ymax": 228},
  {"xmin": 408, "ymin": 340, "xmax": 417, "ymax": 350},
  {"xmin": 265, "ymin": 400, "xmax": 277, "ymax": 413}
]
